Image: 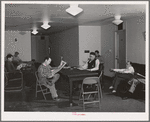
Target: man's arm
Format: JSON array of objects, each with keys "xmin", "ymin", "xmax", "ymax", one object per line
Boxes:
[
  {"xmin": 18, "ymin": 57, "xmax": 22, "ymax": 62},
  {"xmin": 82, "ymin": 62, "xmax": 88, "ymax": 69},
  {"xmin": 122, "ymin": 67, "xmax": 134, "ymax": 74},
  {"xmin": 113, "ymin": 69, "xmax": 125, "ymax": 73},
  {"xmin": 39, "ymin": 66, "xmax": 53, "ymax": 78},
  {"xmin": 113, "ymin": 67, "xmax": 134, "ymax": 74}
]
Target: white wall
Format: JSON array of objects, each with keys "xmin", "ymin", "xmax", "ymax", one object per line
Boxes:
[
  {"xmin": 126, "ymin": 16, "xmax": 145, "ymax": 64},
  {"xmin": 101, "ymin": 24, "xmax": 117, "ymax": 77},
  {"xmin": 79, "ymin": 26, "xmax": 101, "ymax": 65},
  {"xmin": 5, "ymin": 31, "xmax": 31, "ymax": 61}
]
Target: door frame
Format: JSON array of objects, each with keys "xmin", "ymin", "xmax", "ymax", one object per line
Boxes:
[{"xmin": 115, "ymin": 29, "xmax": 127, "ymax": 69}]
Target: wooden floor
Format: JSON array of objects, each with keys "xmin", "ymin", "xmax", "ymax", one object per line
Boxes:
[{"xmin": 4, "ymin": 76, "xmax": 145, "ymax": 112}]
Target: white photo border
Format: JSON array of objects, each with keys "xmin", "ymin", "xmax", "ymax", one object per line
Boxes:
[{"xmin": 1, "ymin": 1, "xmax": 149, "ymax": 121}]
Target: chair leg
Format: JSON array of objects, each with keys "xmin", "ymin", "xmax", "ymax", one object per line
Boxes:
[
  {"xmin": 35, "ymin": 84, "xmax": 38, "ymax": 98},
  {"xmin": 79, "ymin": 87, "xmax": 82, "ymax": 101},
  {"xmin": 39, "ymin": 85, "xmax": 47, "ymax": 100},
  {"xmin": 97, "ymin": 85, "xmax": 101, "ymax": 109},
  {"xmin": 99, "ymin": 84, "xmax": 103, "ymax": 99},
  {"xmin": 82, "ymin": 87, "xmax": 85, "ymax": 110}
]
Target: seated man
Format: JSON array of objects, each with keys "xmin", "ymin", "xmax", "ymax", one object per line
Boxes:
[
  {"xmin": 5, "ymin": 54, "xmax": 22, "ymax": 72},
  {"xmin": 109, "ymin": 61, "xmax": 135, "ymax": 93},
  {"xmin": 13, "ymin": 52, "xmax": 22, "ymax": 66},
  {"xmin": 79, "ymin": 52, "xmax": 100, "ymax": 91},
  {"xmin": 5, "ymin": 54, "xmax": 23, "ymax": 87},
  {"xmin": 95, "ymin": 50, "xmax": 104, "ymax": 64},
  {"xmin": 5, "ymin": 54, "xmax": 35, "ymax": 88},
  {"xmin": 38, "ymin": 57, "xmax": 60, "ymax": 101},
  {"xmin": 82, "ymin": 52, "xmax": 100, "ymax": 71}
]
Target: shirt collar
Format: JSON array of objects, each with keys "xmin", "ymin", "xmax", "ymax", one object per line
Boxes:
[{"xmin": 42, "ymin": 63, "xmax": 47, "ymax": 67}]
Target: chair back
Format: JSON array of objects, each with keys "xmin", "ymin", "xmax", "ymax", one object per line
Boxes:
[
  {"xmin": 82, "ymin": 71, "xmax": 102, "ymax": 85},
  {"xmin": 98, "ymin": 71, "xmax": 103, "ymax": 80},
  {"xmin": 5, "ymin": 71, "xmax": 23, "ymax": 92},
  {"xmin": 97, "ymin": 71, "xmax": 103, "ymax": 87},
  {"xmin": 35, "ymin": 71, "xmax": 51, "ymax": 100},
  {"xmin": 35, "ymin": 71, "xmax": 38, "ymax": 79},
  {"xmin": 35, "ymin": 71, "xmax": 39, "ymax": 82}
]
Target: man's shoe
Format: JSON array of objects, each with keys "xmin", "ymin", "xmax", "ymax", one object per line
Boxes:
[
  {"xmin": 112, "ymin": 90, "xmax": 116, "ymax": 93},
  {"xmin": 53, "ymin": 97, "xmax": 60, "ymax": 101},
  {"xmin": 109, "ymin": 86, "xmax": 113, "ymax": 90}
]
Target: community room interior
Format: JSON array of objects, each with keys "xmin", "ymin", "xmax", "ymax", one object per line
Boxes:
[
  {"xmin": 4, "ymin": 3, "xmax": 146, "ymax": 77},
  {"xmin": 2, "ymin": 1, "xmax": 147, "ymax": 118}
]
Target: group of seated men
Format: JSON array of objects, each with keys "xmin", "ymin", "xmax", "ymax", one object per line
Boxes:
[
  {"xmin": 5, "ymin": 50, "xmax": 138, "ymax": 101},
  {"xmin": 5, "ymin": 52, "xmax": 22, "ymax": 72},
  {"xmin": 5, "ymin": 52, "xmax": 35, "ymax": 88},
  {"xmin": 37, "ymin": 50, "xmax": 104, "ymax": 101}
]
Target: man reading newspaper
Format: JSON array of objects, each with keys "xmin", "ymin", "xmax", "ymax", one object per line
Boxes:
[{"xmin": 38, "ymin": 57, "xmax": 66, "ymax": 101}]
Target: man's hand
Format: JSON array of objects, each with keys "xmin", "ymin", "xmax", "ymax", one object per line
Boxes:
[
  {"xmin": 16, "ymin": 64, "xmax": 22, "ymax": 70},
  {"xmin": 48, "ymin": 73, "xmax": 54, "ymax": 79},
  {"xmin": 87, "ymin": 69, "xmax": 91, "ymax": 71},
  {"xmin": 47, "ymin": 81, "xmax": 53, "ymax": 86}
]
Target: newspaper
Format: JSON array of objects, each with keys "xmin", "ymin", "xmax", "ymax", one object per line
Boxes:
[{"xmin": 51, "ymin": 60, "xmax": 67, "ymax": 74}]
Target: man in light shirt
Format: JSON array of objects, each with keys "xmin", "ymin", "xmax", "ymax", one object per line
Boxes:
[
  {"xmin": 13, "ymin": 52, "xmax": 22, "ymax": 63},
  {"xmin": 38, "ymin": 57, "xmax": 60, "ymax": 101},
  {"xmin": 82, "ymin": 52, "xmax": 100, "ymax": 71},
  {"xmin": 109, "ymin": 61, "xmax": 135, "ymax": 93}
]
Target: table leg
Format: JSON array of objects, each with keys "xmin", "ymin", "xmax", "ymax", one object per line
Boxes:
[{"xmin": 69, "ymin": 79, "xmax": 73, "ymax": 107}]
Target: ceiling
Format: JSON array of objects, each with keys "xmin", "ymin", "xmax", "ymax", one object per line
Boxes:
[{"xmin": 5, "ymin": 3, "xmax": 146, "ymax": 35}]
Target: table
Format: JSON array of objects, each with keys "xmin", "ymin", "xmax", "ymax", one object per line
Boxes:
[{"xmin": 60, "ymin": 68, "xmax": 98, "ymax": 107}]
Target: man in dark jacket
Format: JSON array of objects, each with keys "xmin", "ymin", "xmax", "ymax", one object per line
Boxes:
[{"xmin": 5, "ymin": 54, "xmax": 22, "ymax": 72}]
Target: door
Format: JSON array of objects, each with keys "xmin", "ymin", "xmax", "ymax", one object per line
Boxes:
[{"xmin": 115, "ymin": 30, "xmax": 126, "ymax": 69}]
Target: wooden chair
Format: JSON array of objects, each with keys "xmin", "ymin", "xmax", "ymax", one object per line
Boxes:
[
  {"xmin": 79, "ymin": 71, "xmax": 103, "ymax": 110},
  {"xmin": 35, "ymin": 71, "xmax": 51, "ymax": 100}
]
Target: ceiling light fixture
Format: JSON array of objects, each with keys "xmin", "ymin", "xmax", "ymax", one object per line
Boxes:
[
  {"xmin": 66, "ymin": 4, "xmax": 83, "ymax": 16},
  {"xmin": 32, "ymin": 29, "xmax": 38, "ymax": 35},
  {"xmin": 41, "ymin": 21, "xmax": 51, "ymax": 29},
  {"xmin": 112, "ymin": 15, "xmax": 123, "ymax": 25}
]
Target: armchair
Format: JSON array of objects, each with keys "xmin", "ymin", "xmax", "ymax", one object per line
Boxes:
[{"xmin": 5, "ymin": 70, "xmax": 24, "ymax": 92}]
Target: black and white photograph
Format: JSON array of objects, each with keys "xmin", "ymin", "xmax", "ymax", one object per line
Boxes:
[{"xmin": 1, "ymin": 1, "xmax": 149, "ymax": 121}]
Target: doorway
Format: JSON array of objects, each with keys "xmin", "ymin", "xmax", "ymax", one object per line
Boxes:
[{"xmin": 115, "ymin": 30, "xmax": 126, "ymax": 69}]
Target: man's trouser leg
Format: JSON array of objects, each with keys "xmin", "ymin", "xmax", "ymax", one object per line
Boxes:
[
  {"xmin": 113, "ymin": 77, "xmax": 125, "ymax": 90},
  {"xmin": 51, "ymin": 73, "xmax": 60, "ymax": 84},
  {"xmin": 46, "ymin": 84, "xmax": 58, "ymax": 98},
  {"xmin": 114, "ymin": 73, "xmax": 134, "ymax": 91},
  {"xmin": 47, "ymin": 73, "xmax": 60, "ymax": 98},
  {"xmin": 112, "ymin": 73, "xmax": 118, "ymax": 86}
]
